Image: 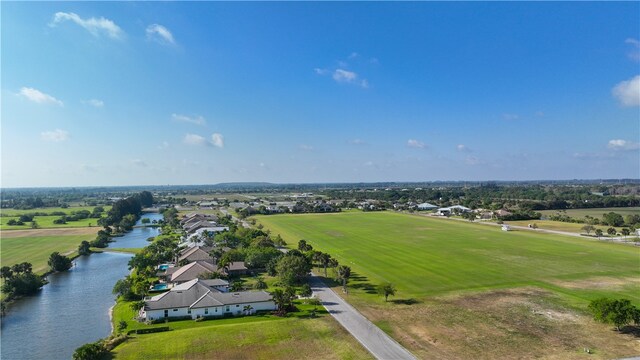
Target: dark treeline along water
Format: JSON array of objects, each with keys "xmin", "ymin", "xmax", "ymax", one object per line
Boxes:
[{"xmin": 1, "ymin": 213, "xmax": 163, "ymax": 360}]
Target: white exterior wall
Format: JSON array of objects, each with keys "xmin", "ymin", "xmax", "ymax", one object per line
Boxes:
[{"xmin": 145, "ymin": 301, "xmax": 276, "ymax": 320}]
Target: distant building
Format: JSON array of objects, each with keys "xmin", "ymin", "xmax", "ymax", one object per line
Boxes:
[{"xmin": 416, "ymin": 202, "xmax": 437, "ymax": 211}]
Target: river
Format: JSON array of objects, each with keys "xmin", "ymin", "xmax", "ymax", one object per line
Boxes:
[{"xmin": 0, "ymin": 212, "xmax": 163, "ymax": 360}]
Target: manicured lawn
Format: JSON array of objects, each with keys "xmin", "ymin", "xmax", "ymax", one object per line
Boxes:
[
  {"xmin": 0, "ymin": 206, "xmax": 111, "ymax": 216},
  {"xmin": 257, "ymin": 211, "xmax": 640, "ymax": 301},
  {"xmin": 256, "ymin": 211, "xmax": 640, "ymax": 359},
  {"xmin": 539, "ymin": 207, "xmax": 640, "ymax": 219},
  {"xmin": 504, "ymin": 219, "xmax": 627, "ymax": 235},
  {"xmin": 112, "ymin": 316, "xmax": 372, "ymax": 360},
  {"xmin": 0, "ymin": 234, "xmax": 96, "ymax": 274},
  {"xmin": 0, "ymin": 216, "xmax": 102, "ymax": 230},
  {"xmin": 111, "ymin": 298, "xmax": 371, "ymax": 359}
]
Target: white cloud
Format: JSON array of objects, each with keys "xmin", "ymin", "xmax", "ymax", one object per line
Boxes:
[
  {"xmin": 41, "ymin": 129, "xmax": 69, "ymax": 142},
  {"xmin": 348, "ymin": 52, "xmax": 359, "ymax": 59},
  {"xmin": 19, "ymin": 87, "xmax": 63, "ymax": 106},
  {"xmin": 407, "ymin": 139, "xmax": 426, "ymax": 149},
  {"xmin": 85, "ymin": 99, "xmax": 104, "ymax": 108},
  {"xmin": 172, "ymin": 113, "xmax": 206, "ymax": 125},
  {"xmin": 315, "ymin": 61, "xmax": 370, "ymax": 88},
  {"xmin": 349, "ymin": 139, "xmax": 366, "ymax": 145},
  {"xmin": 626, "ymin": 38, "xmax": 640, "ymax": 62},
  {"xmin": 158, "ymin": 141, "xmax": 169, "ymax": 149},
  {"xmin": 146, "ymin": 24, "xmax": 175, "ymax": 45},
  {"xmin": 50, "ymin": 12, "xmax": 123, "ymax": 39},
  {"xmin": 612, "ymin": 75, "xmax": 640, "ymax": 107},
  {"xmin": 211, "ymin": 133, "xmax": 224, "ymax": 148},
  {"xmin": 333, "ymin": 69, "xmax": 357, "ymax": 83},
  {"xmin": 502, "ymin": 113, "xmax": 519, "ymax": 121},
  {"xmin": 299, "ymin": 144, "xmax": 314, "ymax": 151},
  {"xmin": 607, "ymin": 139, "xmax": 640, "ymax": 151},
  {"xmin": 184, "ymin": 133, "xmax": 206, "ymax": 145},
  {"xmin": 131, "ymin": 159, "xmax": 148, "ymax": 167},
  {"xmin": 535, "ymin": 111, "xmax": 545, "ymax": 117},
  {"xmin": 457, "ymin": 144, "xmax": 471, "ymax": 152}
]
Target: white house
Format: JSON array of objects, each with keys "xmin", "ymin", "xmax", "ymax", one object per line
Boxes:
[{"xmin": 141, "ymin": 279, "xmax": 275, "ymax": 321}]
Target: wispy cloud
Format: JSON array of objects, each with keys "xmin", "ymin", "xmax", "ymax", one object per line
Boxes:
[
  {"xmin": 299, "ymin": 144, "xmax": 314, "ymax": 151},
  {"xmin": 457, "ymin": 144, "xmax": 471, "ymax": 152},
  {"xmin": 607, "ymin": 139, "xmax": 640, "ymax": 151},
  {"xmin": 625, "ymin": 38, "xmax": 640, "ymax": 62},
  {"xmin": 20, "ymin": 87, "xmax": 63, "ymax": 106},
  {"xmin": 349, "ymin": 139, "xmax": 367, "ymax": 145},
  {"xmin": 573, "ymin": 152, "xmax": 616, "ymax": 160},
  {"xmin": 131, "ymin": 159, "xmax": 148, "ymax": 167},
  {"xmin": 407, "ymin": 139, "xmax": 426, "ymax": 149},
  {"xmin": 172, "ymin": 113, "xmax": 206, "ymax": 125},
  {"xmin": 85, "ymin": 99, "xmax": 104, "ymax": 108},
  {"xmin": 184, "ymin": 133, "xmax": 206, "ymax": 145},
  {"xmin": 211, "ymin": 133, "xmax": 224, "ymax": 148},
  {"xmin": 50, "ymin": 12, "xmax": 123, "ymax": 39},
  {"xmin": 465, "ymin": 156, "xmax": 481, "ymax": 165},
  {"xmin": 612, "ymin": 75, "xmax": 640, "ymax": 107},
  {"xmin": 146, "ymin": 24, "xmax": 175, "ymax": 45},
  {"xmin": 502, "ymin": 113, "xmax": 519, "ymax": 121},
  {"xmin": 314, "ymin": 53, "xmax": 371, "ymax": 89},
  {"xmin": 41, "ymin": 129, "xmax": 69, "ymax": 142},
  {"xmin": 158, "ymin": 141, "xmax": 169, "ymax": 149}
]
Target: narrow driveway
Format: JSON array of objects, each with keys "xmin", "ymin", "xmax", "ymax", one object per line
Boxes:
[{"xmin": 309, "ymin": 274, "xmax": 417, "ymax": 360}]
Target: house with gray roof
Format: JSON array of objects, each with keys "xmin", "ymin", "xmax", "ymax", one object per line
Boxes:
[
  {"xmin": 141, "ymin": 279, "xmax": 275, "ymax": 321},
  {"xmin": 163, "ymin": 260, "xmax": 247, "ymax": 284}
]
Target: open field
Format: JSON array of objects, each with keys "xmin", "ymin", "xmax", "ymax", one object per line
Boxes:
[
  {"xmin": 504, "ymin": 220, "xmax": 628, "ymax": 235},
  {"xmin": 257, "ymin": 211, "xmax": 640, "ymax": 359},
  {"xmin": 540, "ymin": 207, "xmax": 640, "ymax": 219},
  {"xmin": 0, "ymin": 206, "xmax": 111, "ymax": 216},
  {"xmin": 1, "ymin": 233, "xmax": 97, "ymax": 274},
  {"xmin": 0, "ymin": 216, "xmax": 101, "ymax": 230},
  {"xmin": 111, "ymin": 299, "xmax": 372, "ymax": 360}
]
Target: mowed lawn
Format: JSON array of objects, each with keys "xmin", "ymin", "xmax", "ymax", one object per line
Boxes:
[
  {"xmin": 504, "ymin": 219, "xmax": 626, "ymax": 235},
  {"xmin": 0, "ymin": 233, "xmax": 97, "ymax": 274},
  {"xmin": 257, "ymin": 211, "xmax": 640, "ymax": 301},
  {"xmin": 0, "ymin": 216, "xmax": 101, "ymax": 230},
  {"xmin": 539, "ymin": 207, "xmax": 640, "ymax": 219},
  {"xmin": 112, "ymin": 317, "xmax": 372, "ymax": 360}
]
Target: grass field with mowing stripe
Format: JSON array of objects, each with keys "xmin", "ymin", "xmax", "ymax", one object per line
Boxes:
[
  {"xmin": 539, "ymin": 207, "xmax": 640, "ymax": 219},
  {"xmin": 257, "ymin": 211, "xmax": 640, "ymax": 301},
  {"xmin": 0, "ymin": 216, "xmax": 102, "ymax": 230},
  {"xmin": 0, "ymin": 233, "xmax": 97, "ymax": 274},
  {"xmin": 257, "ymin": 211, "xmax": 640, "ymax": 359}
]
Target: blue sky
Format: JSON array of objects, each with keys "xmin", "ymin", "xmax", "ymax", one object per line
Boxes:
[{"xmin": 2, "ymin": 2, "xmax": 639, "ymax": 187}]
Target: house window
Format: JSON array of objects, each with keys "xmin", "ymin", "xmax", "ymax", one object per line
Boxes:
[
  {"xmin": 215, "ymin": 307, "xmax": 218, "ymax": 312},
  {"xmin": 164, "ymin": 310, "xmax": 168, "ymax": 318},
  {"xmin": 205, "ymin": 308, "xmax": 209, "ymax": 315},
  {"xmin": 236, "ymin": 304, "xmax": 239, "ymax": 308},
  {"xmin": 173, "ymin": 309, "xmax": 178, "ymax": 312},
  {"xmin": 188, "ymin": 308, "xmax": 191, "ymax": 314},
  {"xmin": 226, "ymin": 306, "xmax": 230, "ymax": 312}
]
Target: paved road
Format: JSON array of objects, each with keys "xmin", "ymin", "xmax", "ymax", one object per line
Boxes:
[
  {"xmin": 220, "ymin": 208, "xmax": 251, "ymax": 228},
  {"xmin": 309, "ymin": 274, "xmax": 417, "ymax": 360}
]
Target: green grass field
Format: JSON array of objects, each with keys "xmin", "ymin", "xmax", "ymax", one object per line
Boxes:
[
  {"xmin": 256, "ymin": 211, "xmax": 640, "ymax": 359},
  {"xmin": 111, "ymin": 298, "xmax": 371, "ymax": 359},
  {"xmin": 504, "ymin": 219, "xmax": 627, "ymax": 235},
  {"xmin": 0, "ymin": 234, "xmax": 96, "ymax": 274},
  {"xmin": 0, "ymin": 216, "xmax": 102, "ymax": 230},
  {"xmin": 257, "ymin": 211, "xmax": 640, "ymax": 301},
  {"xmin": 540, "ymin": 207, "xmax": 640, "ymax": 219},
  {"xmin": 112, "ymin": 316, "xmax": 371, "ymax": 360},
  {"xmin": 0, "ymin": 206, "xmax": 111, "ymax": 216}
]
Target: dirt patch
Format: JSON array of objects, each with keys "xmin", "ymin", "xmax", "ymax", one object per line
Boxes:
[
  {"xmin": 550, "ymin": 276, "xmax": 640, "ymax": 290},
  {"xmin": 0, "ymin": 227, "xmax": 99, "ymax": 238}
]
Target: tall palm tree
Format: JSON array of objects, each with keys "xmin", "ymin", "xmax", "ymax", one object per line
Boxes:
[
  {"xmin": 243, "ymin": 304, "xmax": 254, "ymax": 315},
  {"xmin": 336, "ymin": 265, "xmax": 351, "ymax": 294}
]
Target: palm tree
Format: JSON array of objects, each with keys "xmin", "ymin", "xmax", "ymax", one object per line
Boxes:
[
  {"xmin": 271, "ymin": 289, "xmax": 289, "ymax": 314},
  {"xmin": 336, "ymin": 265, "xmax": 351, "ymax": 294},
  {"xmin": 255, "ymin": 277, "xmax": 267, "ymax": 290},
  {"xmin": 209, "ymin": 248, "xmax": 224, "ymax": 265},
  {"xmin": 243, "ymin": 304, "xmax": 254, "ymax": 315},
  {"xmin": 377, "ymin": 283, "xmax": 397, "ymax": 302}
]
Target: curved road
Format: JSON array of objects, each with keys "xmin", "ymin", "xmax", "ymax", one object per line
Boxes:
[{"xmin": 309, "ymin": 274, "xmax": 417, "ymax": 360}]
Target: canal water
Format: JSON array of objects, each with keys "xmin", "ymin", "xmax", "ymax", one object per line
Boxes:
[{"xmin": 0, "ymin": 213, "xmax": 162, "ymax": 360}]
